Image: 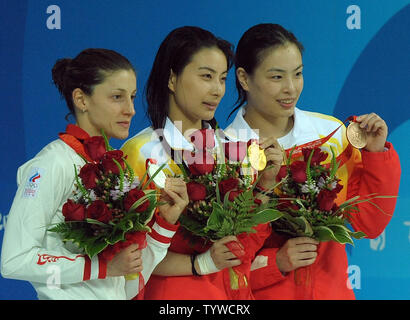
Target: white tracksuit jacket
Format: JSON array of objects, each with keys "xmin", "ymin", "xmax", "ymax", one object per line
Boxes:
[{"xmin": 1, "ymin": 138, "xmax": 178, "ymax": 299}]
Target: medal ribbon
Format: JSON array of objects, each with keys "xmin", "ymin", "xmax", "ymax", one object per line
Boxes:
[
  {"xmin": 58, "ymin": 124, "xmax": 93, "ymax": 162},
  {"xmin": 285, "ymin": 116, "xmax": 357, "ymax": 166}
]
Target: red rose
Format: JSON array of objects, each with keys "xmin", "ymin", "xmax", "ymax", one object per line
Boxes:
[
  {"xmin": 224, "ymin": 141, "xmax": 248, "ymax": 162},
  {"xmin": 62, "ymin": 199, "xmax": 86, "ymax": 221},
  {"xmin": 102, "ymin": 150, "xmax": 125, "ymax": 174},
  {"xmin": 290, "ymin": 161, "xmax": 307, "ymax": 183},
  {"xmin": 333, "ymin": 182, "xmax": 343, "ymax": 193},
  {"xmin": 86, "ymin": 200, "xmax": 112, "ymax": 223},
  {"xmin": 83, "ymin": 136, "xmax": 106, "ymax": 161},
  {"xmin": 227, "ymin": 189, "xmax": 242, "ymax": 202},
  {"xmin": 276, "ymin": 165, "xmax": 288, "ymax": 182},
  {"xmin": 302, "ymin": 147, "xmax": 328, "ymax": 165},
  {"xmin": 219, "ymin": 178, "xmax": 239, "ymax": 196},
  {"xmin": 317, "ymin": 189, "xmax": 338, "ymax": 211},
  {"xmin": 186, "ymin": 150, "xmax": 215, "ymax": 176},
  {"xmin": 123, "ymin": 189, "xmax": 150, "ymax": 212},
  {"xmin": 277, "ymin": 197, "xmax": 299, "ymax": 211},
  {"xmin": 187, "ymin": 182, "xmax": 207, "ymax": 201},
  {"xmin": 189, "ymin": 129, "xmax": 215, "ymax": 150},
  {"xmin": 78, "ymin": 163, "xmax": 101, "ymax": 189}
]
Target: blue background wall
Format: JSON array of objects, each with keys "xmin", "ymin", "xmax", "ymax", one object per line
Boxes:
[{"xmin": 0, "ymin": 0, "xmax": 409, "ymax": 299}]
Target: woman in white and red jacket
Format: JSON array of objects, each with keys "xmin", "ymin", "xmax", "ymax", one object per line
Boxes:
[
  {"xmin": 225, "ymin": 23, "xmax": 401, "ymax": 300},
  {"xmin": 1, "ymin": 48, "xmax": 188, "ymax": 300}
]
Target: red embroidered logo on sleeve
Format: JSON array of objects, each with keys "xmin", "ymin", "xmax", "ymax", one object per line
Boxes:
[{"xmin": 37, "ymin": 253, "xmax": 83, "ymax": 265}]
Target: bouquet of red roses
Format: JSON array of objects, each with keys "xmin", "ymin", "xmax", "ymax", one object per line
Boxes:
[
  {"xmin": 178, "ymin": 129, "xmax": 282, "ymax": 241},
  {"xmin": 49, "ymin": 132, "xmax": 164, "ymax": 276},
  {"xmin": 271, "ymin": 146, "xmax": 389, "ymax": 244},
  {"xmin": 175, "ymin": 129, "xmax": 283, "ymax": 297}
]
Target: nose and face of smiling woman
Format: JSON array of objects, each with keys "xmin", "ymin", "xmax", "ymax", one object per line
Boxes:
[
  {"xmin": 237, "ymin": 43, "xmax": 304, "ymax": 121},
  {"xmin": 231, "ymin": 23, "xmax": 305, "ymax": 137}
]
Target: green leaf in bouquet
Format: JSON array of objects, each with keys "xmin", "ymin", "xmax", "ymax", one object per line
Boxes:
[
  {"xmin": 118, "ymin": 216, "xmax": 134, "ymax": 230},
  {"xmin": 85, "ymin": 218, "xmax": 110, "ymax": 228},
  {"xmin": 272, "ymin": 212, "xmax": 305, "ymax": 235},
  {"xmin": 249, "ymin": 209, "xmax": 283, "ymax": 225},
  {"xmin": 50, "ymin": 221, "xmax": 108, "ymax": 258},
  {"xmin": 232, "ymin": 218, "xmax": 258, "ymax": 235},
  {"xmin": 313, "ymin": 225, "xmax": 338, "ymax": 242},
  {"xmin": 271, "ymin": 211, "xmax": 314, "ymax": 238},
  {"xmin": 178, "ymin": 214, "xmax": 213, "ymax": 238},
  {"xmin": 49, "ymin": 221, "xmax": 89, "ymax": 244},
  {"xmin": 295, "ymin": 215, "xmax": 313, "ymax": 236},
  {"xmin": 141, "ymin": 163, "xmax": 167, "ymax": 190},
  {"xmin": 333, "ymin": 195, "xmax": 361, "ymax": 216},
  {"xmin": 294, "ymin": 198, "xmax": 307, "ymax": 210},
  {"xmin": 131, "ymin": 220, "xmax": 152, "ymax": 233},
  {"xmin": 205, "ymin": 201, "xmax": 225, "ymax": 231},
  {"xmin": 285, "ymin": 145, "xmax": 297, "ymax": 166},
  {"xmin": 135, "ymin": 189, "xmax": 157, "ymax": 225},
  {"xmin": 240, "ymin": 161, "xmax": 253, "ymax": 188},
  {"xmin": 314, "ymin": 224, "xmax": 358, "ymax": 244},
  {"xmin": 215, "ymin": 219, "xmax": 235, "ymax": 238},
  {"xmin": 305, "ymin": 148, "xmax": 315, "ymax": 185},
  {"xmin": 85, "ymin": 239, "xmax": 109, "ymax": 258},
  {"xmin": 105, "ymin": 229, "xmax": 127, "ymax": 245},
  {"xmin": 112, "ymin": 158, "xmax": 125, "ymax": 191},
  {"xmin": 351, "ymin": 231, "xmax": 366, "ymax": 239},
  {"xmin": 100, "ymin": 129, "xmax": 115, "ymax": 151},
  {"xmin": 122, "ymin": 157, "xmax": 135, "ymax": 184},
  {"xmin": 328, "ymin": 224, "xmax": 354, "ymax": 245},
  {"xmin": 137, "ymin": 207, "xmax": 156, "ymax": 227},
  {"xmin": 127, "ymin": 192, "xmax": 156, "ymax": 214},
  {"xmin": 48, "ymin": 222, "xmax": 72, "ymax": 234},
  {"xmin": 328, "ymin": 146, "xmax": 340, "ymax": 181},
  {"xmin": 172, "ymin": 155, "xmax": 189, "ymax": 180}
]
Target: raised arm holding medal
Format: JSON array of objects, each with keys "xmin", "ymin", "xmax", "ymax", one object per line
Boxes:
[{"xmin": 224, "ymin": 23, "xmax": 401, "ymax": 300}]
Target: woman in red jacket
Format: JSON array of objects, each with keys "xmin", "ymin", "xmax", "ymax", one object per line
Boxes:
[
  {"xmin": 122, "ymin": 26, "xmax": 273, "ymax": 300},
  {"xmin": 225, "ymin": 23, "xmax": 401, "ymax": 299}
]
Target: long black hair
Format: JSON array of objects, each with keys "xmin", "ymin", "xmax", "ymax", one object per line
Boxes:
[
  {"xmin": 52, "ymin": 48, "xmax": 135, "ymax": 120},
  {"xmin": 145, "ymin": 26, "xmax": 234, "ymax": 130},
  {"xmin": 229, "ymin": 23, "xmax": 304, "ymax": 119}
]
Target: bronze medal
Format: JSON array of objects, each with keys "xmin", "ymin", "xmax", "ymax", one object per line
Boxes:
[
  {"xmin": 247, "ymin": 142, "xmax": 267, "ymax": 171},
  {"xmin": 346, "ymin": 122, "xmax": 367, "ymax": 149}
]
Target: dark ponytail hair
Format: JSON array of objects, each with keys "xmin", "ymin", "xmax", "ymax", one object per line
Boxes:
[
  {"xmin": 51, "ymin": 48, "xmax": 135, "ymax": 120},
  {"xmin": 229, "ymin": 23, "xmax": 304, "ymax": 119},
  {"xmin": 145, "ymin": 26, "xmax": 234, "ymax": 130}
]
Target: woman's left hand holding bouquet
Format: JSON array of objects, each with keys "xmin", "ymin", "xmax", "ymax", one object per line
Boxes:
[
  {"xmin": 106, "ymin": 243, "xmax": 143, "ymax": 277},
  {"xmin": 158, "ymin": 177, "xmax": 189, "ymax": 224}
]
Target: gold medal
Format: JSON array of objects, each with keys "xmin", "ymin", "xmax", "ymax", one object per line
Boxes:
[
  {"xmin": 247, "ymin": 142, "xmax": 267, "ymax": 171},
  {"xmin": 346, "ymin": 122, "xmax": 367, "ymax": 149}
]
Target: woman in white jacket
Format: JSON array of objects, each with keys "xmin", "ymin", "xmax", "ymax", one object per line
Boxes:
[{"xmin": 1, "ymin": 48, "xmax": 188, "ymax": 299}]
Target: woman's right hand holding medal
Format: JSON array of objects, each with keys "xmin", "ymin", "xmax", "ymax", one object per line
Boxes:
[
  {"xmin": 356, "ymin": 113, "xmax": 388, "ymax": 152},
  {"xmin": 257, "ymin": 136, "xmax": 284, "ymax": 190},
  {"xmin": 158, "ymin": 177, "xmax": 189, "ymax": 225}
]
